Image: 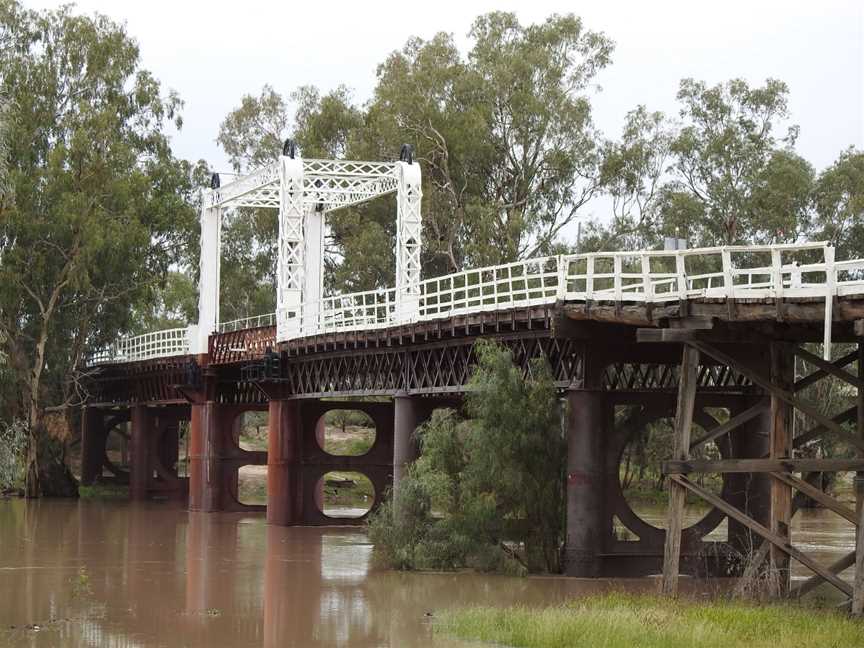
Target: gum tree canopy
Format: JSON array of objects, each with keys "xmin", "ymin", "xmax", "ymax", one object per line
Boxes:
[
  {"xmin": 214, "ymin": 12, "xmax": 613, "ymax": 302},
  {"xmin": 0, "ymin": 2, "xmax": 198, "ymax": 496}
]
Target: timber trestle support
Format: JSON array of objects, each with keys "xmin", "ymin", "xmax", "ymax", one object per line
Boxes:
[{"xmin": 655, "ymin": 330, "xmax": 864, "ymax": 609}]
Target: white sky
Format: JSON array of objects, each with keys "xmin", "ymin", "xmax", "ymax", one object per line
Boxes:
[{"xmin": 27, "ymin": 0, "xmax": 864, "ymax": 231}]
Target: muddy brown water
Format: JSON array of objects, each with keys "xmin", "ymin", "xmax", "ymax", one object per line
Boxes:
[{"xmin": 0, "ymin": 499, "xmax": 855, "ymax": 647}]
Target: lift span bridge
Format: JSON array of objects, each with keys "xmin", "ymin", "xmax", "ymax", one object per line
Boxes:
[{"xmin": 81, "ymin": 145, "xmax": 864, "ymax": 603}]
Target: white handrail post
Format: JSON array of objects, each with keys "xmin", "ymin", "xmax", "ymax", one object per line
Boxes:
[
  {"xmin": 791, "ymin": 262, "xmax": 802, "ymax": 289},
  {"xmin": 771, "ymin": 248, "xmax": 783, "ymax": 300},
  {"xmin": 586, "ymin": 256, "xmax": 595, "ymax": 300},
  {"xmin": 641, "ymin": 254, "xmax": 652, "ymax": 300},
  {"xmin": 276, "ymin": 154, "xmax": 305, "ymax": 342},
  {"xmin": 613, "ymin": 255, "xmax": 622, "ymax": 301},
  {"xmin": 194, "ymin": 189, "xmax": 221, "ymax": 355},
  {"xmin": 396, "ymin": 159, "xmax": 422, "ymax": 324},
  {"xmin": 721, "ymin": 248, "xmax": 733, "ymax": 297},
  {"xmin": 676, "ymin": 252, "xmax": 687, "ymax": 299},
  {"xmin": 824, "ymin": 245, "xmax": 836, "ymax": 360},
  {"xmin": 556, "ymin": 255, "xmax": 567, "ymax": 300}
]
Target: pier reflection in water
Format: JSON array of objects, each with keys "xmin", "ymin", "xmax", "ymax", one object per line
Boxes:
[{"xmin": 0, "ymin": 499, "xmax": 854, "ymax": 647}]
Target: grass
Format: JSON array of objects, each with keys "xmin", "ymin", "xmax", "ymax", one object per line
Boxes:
[
  {"xmin": 436, "ymin": 593, "xmax": 864, "ymax": 648},
  {"xmin": 78, "ymin": 483, "xmax": 129, "ymax": 499}
]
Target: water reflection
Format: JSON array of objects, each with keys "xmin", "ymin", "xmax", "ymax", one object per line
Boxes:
[{"xmin": 0, "ymin": 498, "xmax": 856, "ymax": 647}]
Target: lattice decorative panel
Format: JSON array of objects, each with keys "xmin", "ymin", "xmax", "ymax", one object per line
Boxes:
[{"xmin": 602, "ymin": 362, "xmax": 752, "ymax": 391}]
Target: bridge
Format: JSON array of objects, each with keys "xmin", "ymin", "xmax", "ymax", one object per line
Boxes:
[{"xmin": 81, "ymin": 145, "xmax": 864, "ymax": 601}]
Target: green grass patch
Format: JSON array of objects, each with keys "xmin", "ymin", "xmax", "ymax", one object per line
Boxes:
[
  {"xmin": 78, "ymin": 483, "xmax": 129, "ymax": 499},
  {"xmin": 436, "ymin": 593, "xmax": 864, "ymax": 648}
]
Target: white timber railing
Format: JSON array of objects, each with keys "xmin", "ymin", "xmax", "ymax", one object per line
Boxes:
[
  {"xmin": 88, "ymin": 242, "xmax": 864, "ymax": 365},
  {"xmin": 218, "ymin": 312, "xmax": 278, "ymax": 333},
  {"xmin": 87, "ymin": 327, "xmax": 190, "ymax": 365}
]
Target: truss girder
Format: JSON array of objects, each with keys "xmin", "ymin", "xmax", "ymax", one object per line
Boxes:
[
  {"xmin": 205, "ymin": 159, "xmax": 401, "ymax": 213},
  {"xmin": 277, "ymin": 157, "xmax": 305, "ymax": 339}
]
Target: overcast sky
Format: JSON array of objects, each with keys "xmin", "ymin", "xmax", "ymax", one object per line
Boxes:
[{"xmin": 28, "ymin": 0, "xmax": 864, "ymax": 228}]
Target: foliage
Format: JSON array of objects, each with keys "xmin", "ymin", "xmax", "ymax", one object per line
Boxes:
[
  {"xmin": 811, "ymin": 147, "xmax": 864, "ymax": 260},
  {"xmin": 587, "ymin": 78, "xmax": 819, "ymax": 251},
  {"xmin": 437, "ymin": 593, "xmax": 864, "ymax": 648},
  {"xmin": 368, "ymin": 12, "xmax": 612, "ymax": 269},
  {"xmin": 592, "ymin": 106, "xmax": 674, "ymax": 251},
  {"xmin": 367, "ymin": 340, "xmax": 565, "ymax": 573},
  {"xmin": 0, "ymin": 92, "xmax": 10, "ymax": 200},
  {"xmin": 0, "ymin": 2, "xmax": 199, "ymax": 495},
  {"xmin": 0, "ymin": 419, "xmax": 27, "ymax": 492},
  {"xmin": 215, "ymin": 12, "xmax": 613, "ymax": 293}
]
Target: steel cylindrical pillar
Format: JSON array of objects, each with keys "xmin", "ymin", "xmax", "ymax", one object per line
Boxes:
[
  {"xmin": 188, "ymin": 402, "xmax": 224, "ymax": 512},
  {"xmin": 393, "ymin": 394, "xmax": 420, "ymax": 498},
  {"xmin": 728, "ymin": 401, "xmax": 771, "ymax": 554},
  {"xmin": 130, "ymin": 404, "xmax": 151, "ymax": 501},
  {"xmin": 80, "ymin": 406, "xmax": 105, "ymax": 486},
  {"xmin": 267, "ymin": 399, "xmax": 301, "ymax": 525},
  {"xmin": 565, "ymin": 388, "xmax": 606, "ymax": 577}
]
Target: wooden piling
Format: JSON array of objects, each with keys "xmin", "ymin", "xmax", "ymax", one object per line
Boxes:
[
  {"xmin": 853, "ymin": 341, "xmax": 864, "ymax": 614},
  {"xmin": 661, "ymin": 343, "xmax": 699, "ymax": 596},
  {"xmin": 769, "ymin": 342, "xmax": 794, "ymax": 596}
]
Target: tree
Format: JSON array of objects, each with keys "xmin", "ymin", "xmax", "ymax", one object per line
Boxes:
[
  {"xmin": 591, "ymin": 106, "xmax": 674, "ymax": 251},
  {"xmin": 0, "ymin": 92, "xmax": 9, "ymax": 199},
  {"xmin": 367, "ymin": 13, "xmax": 613, "ymax": 269},
  {"xmin": 666, "ymin": 78, "xmax": 808, "ymax": 246},
  {"xmin": 214, "ymin": 12, "xmax": 613, "ymax": 297},
  {"xmin": 368, "ymin": 340, "xmax": 566, "ymax": 573},
  {"xmin": 0, "ymin": 2, "xmax": 198, "ymax": 496},
  {"xmin": 812, "ymin": 148, "xmax": 864, "ymax": 260}
]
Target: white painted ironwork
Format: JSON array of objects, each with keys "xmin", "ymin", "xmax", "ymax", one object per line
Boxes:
[
  {"xmin": 396, "ymin": 161, "xmax": 423, "ymax": 323},
  {"xmin": 204, "ymin": 159, "xmax": 400, "ymax": 212},
  {"xmin": 92, "ymin": 241, "xmax": 864, "ymax": 366},
  {"xmin": 88, "ymin": 327, "xmax": 189, "ymax": 365},
  {"xmin": 199, "ymin": 155, "xmax": 415, "ymax": 345},
  {"xmin": 218, "ymin": 312, "xmax": 278, "ymax": 333},
  {"xmin": 194, "ymin": 198, "xmax": 221, "ymax": 354},
  {"xmin": 297, "ymin": 288, "xmax": 398, "ymax": 336},
  {"xmin": 276, "ymin": 156, "xmax": 305, "ymax": 341}
]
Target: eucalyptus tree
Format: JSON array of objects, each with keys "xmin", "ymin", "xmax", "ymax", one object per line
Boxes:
[
  {"xmin": 591, "ymin": 106, "xmax": 675, "ymax": 251},
  {"xmin": 0, "ymin": 2, "xmax": 198, "ymax": 495},
  {"xmin": 663, "ymin": 78, "xmax": 813, "ymax": 246},
  {"xmin": 812, "ymin": 148, "xmax": 864, "ymax": 260},
  {"xmin": 216, "ymin": 11, "xmax": 613, "ymax": 293},
  {"xmin": 366, "ymin": 12, "xmax": 613, "ymax": 270}
]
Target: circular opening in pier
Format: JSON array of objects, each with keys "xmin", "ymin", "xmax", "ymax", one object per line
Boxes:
[
  {"xmin": 237, "ymin": 464, "xmax": 268, "ymax": 506},
  {"xmin": 237, "ymin": 411, "xmax": 269, "ymax": 452},
  {"xmin": 317, "ymin": 471, "xmax": 375, "ymax": 518},
  {"xmin": 619, "ymin": 415, "xmax": 725, "ymax": 534},
  {"xmin": 316, "ymin": 410, "xmax": 376, "ymax": 456}
]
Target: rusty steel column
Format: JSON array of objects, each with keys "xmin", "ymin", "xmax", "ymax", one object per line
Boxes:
[
  {"xmin": 393, "ymin": 393, "xmax": 419, "ymax": 499},
  {"xmin": 314, "ymin": 416, "xmax": 326, "ymax": 513},
  {"xmin": 159, "ymin": 419, "xmax": 180, "ymax": 479},
  {"xmin": 80, "ymin": 406, "xmax": 105, "ymax": 486},
  {"xmin": 565, "ymin": 387, "xmax": 605, "ymax": 577},
  {"xmin": 130, "ymin": 404, "xmax": 151, "ymax": 501},
  {"xmin": 728, "ymin": 400, "xmax": 771, "ymax": 555},
  {"xmin": 267, "ymin": 400, "xmax": 301, "ymax": 526},
  {"xmin": 188, "ymin": 402, "xmax": 225, "ymax": 512}
]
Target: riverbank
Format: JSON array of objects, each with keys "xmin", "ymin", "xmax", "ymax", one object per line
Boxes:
[{"xmin": 436, "ymin": 593, "xmax": 864, "ymax": 648}]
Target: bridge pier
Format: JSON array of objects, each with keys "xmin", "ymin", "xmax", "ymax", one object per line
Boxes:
[
  {"xmin": 80, "ymin": 406, "xmax": 106, "ymax": 486},
  {"xmin": 130, "ymin": 404, "xmax": 152, "ymax": 501},
  {"xmin": 727, "ymin": 397, "xmax": 771, "ymax": 556},
  {"xmin": 189, "ymin": 402, "xmax": 267, "ymax": 512},
  {"xmin": 393, "ymin": 393, "xmax": 419, "ymax": 499},
  {"xmin": 565, "ymin": 387, "xmax": 607, "ymax": 576},
  {"xmin": 267, "ymin": 400, "xmax": 302, "ymax": 525}
]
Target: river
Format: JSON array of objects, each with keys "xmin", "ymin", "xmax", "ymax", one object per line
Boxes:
[{"xmin": 0, "ymin": 499, "xmax": 855, "ymax": 647}]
